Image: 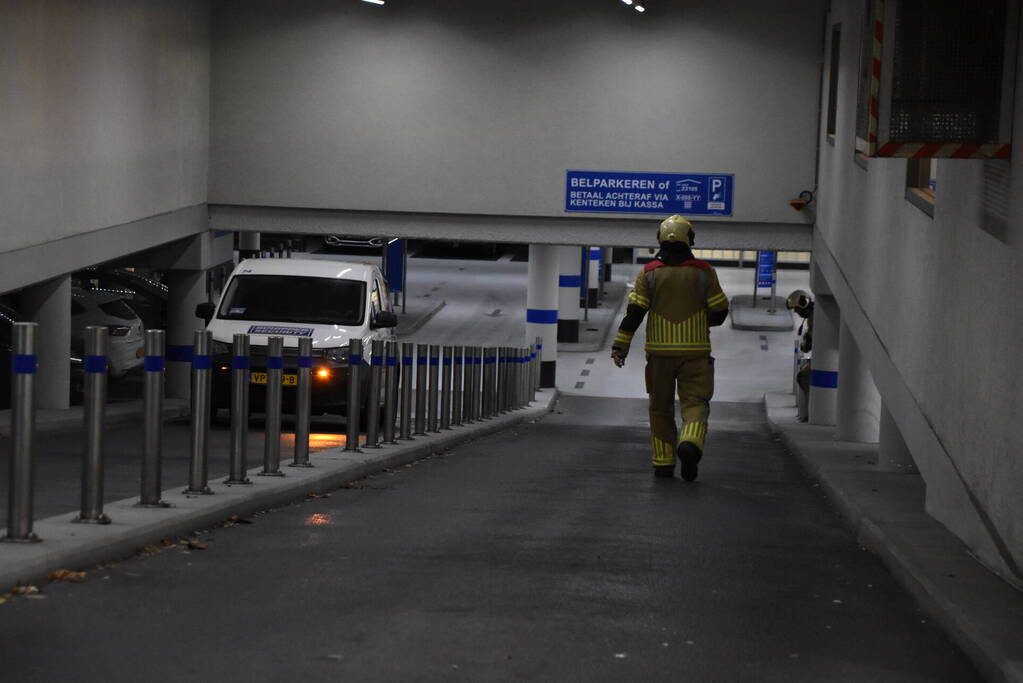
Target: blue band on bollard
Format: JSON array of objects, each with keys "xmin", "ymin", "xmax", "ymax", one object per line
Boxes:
[
  {"xmin": 559, "ymin": 275, "xmax": 582, "ymax": 288},
  {"xmin": 484, "ymin": 357, "xmax": 495, "ymax": 364},
  {"xmin": 193, "ymin": 354, "xmax": 212, "ymax": 370},
  {"xmin": 537, "ymin": 343, "xmax": 543, "ymax": 350},
  {"xmin": 14, "ymin": 354, "xmax": 37, "ymax": 374},
  {"xmin": 455, "ymin": 356, "xmax": 463, "ymax": 364},
  {"xmin": 418, "ymin": 356, "xmax": 426, "ymax": 365},
  {"xmin": 403, "ymin": 357, "xmax": 413, "ymax": 366},
  {"xmin": 350, "ymin": 354, "xmax": 363, "ymax": 365},
  {"xmin": 371, "ymin": 356, "xmax": 383, "ymax": 366},
  {"xmin": 144, "ymin": 355, "xmax": 165, "ymax": 372},
  {"xmin": 297, "ymin": 356, "xmax": 312, "ymax": 369},
  {"xmin": 810, "ymin": 370, "xmax": 839, "ymax": 389},
  {"xmin": 590, "ymin": 250, "xmax": 602, "ymax": 260},
  {"xmin": 443, "ymin": 357, "xmax": 452, "ymax": 366},
  {"xmin": 167, "ymin": 345, "xmax": 193, "ymax": 362},
  {"xmin": 430, "ymin": 357, "xmax": 439, "ymax": 366},
  {"xmin": 85, "ymin": 355, "xmax": 107, "ymax": 373},
  {"xmin": 387, "ymin": 356, "xmax": 397, "ymax": 366},
  {"xmin": 232, "ymin": 356, "xmax": 250, "ymax": 370},
  {"xmin": 473, "ymin": 357, "xmax": 482, "ymax": 365},
  {"xmin": 266, "ymin": 357, "xmax": 284, "ymax": 370},
  {"xmin": 526, "ymin": 308, "xmax": 559, "ymax": 324}
]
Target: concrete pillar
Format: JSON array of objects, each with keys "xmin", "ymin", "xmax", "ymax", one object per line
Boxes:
[
  {"xmin": 587, "ymin": 247, "xmax": 601, "ymax": 308},
  {"xmin": 165, "ymin": 270, "xmax": 207, "ymax": 400},
  {"xmin": 878, "ymin": 401, "xmax": 918, "ymax": 472},
  {"xmin": 22, "ymin": 275, "xmax": 72, "ymax": 409},
  {"xmin": 835, "ymin": 321, "xmax": 881, "ymax": 442},
  {"xmin": 602, "ymin": 247, "xmax": 613, "ymax": 282},
  {"xmin": 808, "ymin": 294, "xmax": 839, "ymax": 426},
  {"xmin": 557, "ymin": 246, "xmax": 581, "ymax": 343},
  {"xmin": 238, "ymin": 231, "xmax": 260, "ymax": 259},
  {"xmin": 527, "ymin": 244, "xmax": 559, "ymax": 388}
]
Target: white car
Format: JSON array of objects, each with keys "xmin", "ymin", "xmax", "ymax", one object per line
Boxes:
[
  {"xmin": 197, "ymin": 258, "xmax": 398, "ymax": 417},
  {"xmin": 71, "ymin": 289, "xmax": 145, "ymax": 377}
]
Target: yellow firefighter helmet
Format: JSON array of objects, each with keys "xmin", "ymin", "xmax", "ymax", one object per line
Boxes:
[
  {"xmin": 658, "ymin": 215, "xmax": 694, "ymax": 246},
  {"xmin": 786, "ymin": 289, "xmax": 812, "ymax": 311}
]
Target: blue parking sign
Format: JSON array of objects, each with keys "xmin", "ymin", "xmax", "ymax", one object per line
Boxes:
[{"xmin": 565, "ymin": 170, "xmax": 733, "ymax": 216}]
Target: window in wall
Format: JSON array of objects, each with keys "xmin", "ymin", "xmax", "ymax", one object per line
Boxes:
[
  {"xmin": 853, "ymin": 0, "xmax": 873, "ymax": 164},
  {"xmin": 826, "ymin": 24, "xmax": 841, "ymax": 143},
  {"xmin": 979, "ymin": 160, "xmax": 1011, "ymax": 242},
  {"xmin": 905, "ymin": 157, "xmax": 937, "ymax": 216}
]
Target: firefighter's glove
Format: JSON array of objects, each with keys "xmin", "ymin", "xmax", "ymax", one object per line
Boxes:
[{"xmin": 611, "ymin": 346, "xmax": 627, "ymax": 368}]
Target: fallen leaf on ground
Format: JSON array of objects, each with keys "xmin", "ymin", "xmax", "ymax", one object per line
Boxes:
[
  {"xmin": 47, "ymin": 570, "xmax": 87, "ymax": 583},
  {"xmin": 181, "ymin": 538, "xmax": 208, "ymax": 550},
  {"xmin": 9, "ymin": 584, "xmax": 39, "ymax": 596}
]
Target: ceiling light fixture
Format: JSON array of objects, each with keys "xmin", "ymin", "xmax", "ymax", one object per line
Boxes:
[
  {"xmin": 635, "ymin": 5, "xmax": 646, "ymax": 11},
  {"xmin": 621, "ymin": 0, "xmax": 634, "ymax": 5},
  {"xmin": 361, "ymin": 0, "xmax": 385, "ymax": 5}
]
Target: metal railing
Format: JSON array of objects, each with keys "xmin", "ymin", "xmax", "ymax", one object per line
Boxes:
[{"xmin": 1, "ymin": 325, "xmax": 542, "ymax": 544}]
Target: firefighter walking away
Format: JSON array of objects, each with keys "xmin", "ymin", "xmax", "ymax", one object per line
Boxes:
[{"xmin": 611, "ymin": 215, "xmax": 730, "ymax": 481}]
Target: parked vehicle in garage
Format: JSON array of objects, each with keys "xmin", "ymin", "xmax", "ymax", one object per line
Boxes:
[
  {"xmin": 196, "ymin": 258, "xmax": 398, "ymax": 421},
  {"xmin": 74, "ymin": 267, "xmax": 168, "ymax": 330},
  {"xmin": 70, "ymin": 289, "xmax": 145, "ymax": 377}
]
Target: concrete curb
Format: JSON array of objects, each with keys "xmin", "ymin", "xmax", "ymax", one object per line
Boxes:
[
  {"xmin": 729, "ymin": 295, "xmax": 794, "ymax": 332},
  {"xmin": 764, "ymin": 391, "xmax": 1023, "ymax": 683},
  {"xmin": 0, "ymin": 390, "xmax": 559, "ymax": 591}
]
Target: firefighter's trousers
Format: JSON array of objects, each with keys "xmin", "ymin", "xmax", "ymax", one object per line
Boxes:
[{"xmin": 644, "ymin": 354, "xmax": 714, "ymax": 467}]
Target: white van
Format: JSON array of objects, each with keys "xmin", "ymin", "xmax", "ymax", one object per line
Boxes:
[{"xmin": 196, "ymin": 258, "xmax": 397, "ymax": 419}]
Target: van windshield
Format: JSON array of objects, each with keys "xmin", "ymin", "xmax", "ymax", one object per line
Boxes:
[{"xmin": 217, "ymin": 275, "xmax": 366, "ymax": 326}]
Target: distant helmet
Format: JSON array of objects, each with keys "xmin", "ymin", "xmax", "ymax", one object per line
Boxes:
[
  {"xmin": 658, "ymin": 215, "xmax": 694, "ymax": 246},
  {"xmin": 786, "ymin": 289, "xmax": 812, "ymax": 311}
]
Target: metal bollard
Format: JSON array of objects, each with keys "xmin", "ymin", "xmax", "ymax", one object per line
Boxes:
[
  {"xmin": 138, "ymin": 330, "xmax": 169, "ymax": 507},
  {"xmin": 462, "ymin": 346, "xmax": 475, "ymax": 423},
  {"xmin": 225, "ymin": 333, "xmax": 253, "ymax": 484},
  {"xmin": 472, "ymin": 346, "xmax": 483, "ymax": 421},
  {"xmin": 481, "ymin": 347, "xmax": 493, "ymax": 418},
  {"xmin": 414, "ymin": 344, "xmax": 427, "ymax": 435},
  {"xmin": 383, "ymin": 340, "xmax": 399, "ymax": 444},
  {"xmin": 345, "ymin": 338, "xmax": 363, "ymax": 452},
  {"xmin": 440, "ymin": 346, "xmax": 453, "ymax": 429},
  {"xmin": 183, "ymin": 330, "xmax": 215, "ymax": 494},
  {"xmin": 75, "ymin": 326, "xmax": 112, "ymax": 522},
  {"xmin": 291, "ymin": 336, "xmax": 315, "ymax": 466},
  {"xmin": 535, "ymin": 337, "xmax": 543, "ymax": 392},
  {"xmin": 399, "ymin": 342, "xmax": 414, "ymax": 440},
  {"xmin": 260, "ymin": 335, "xmax": 285, "ymax": 476},
  {"xmin": 516, "ymin": 347, "xmax": 524, "ymax": 409},
  {"xmin": 365, "ymin": 339, "xmax": 384, "ymax": 448},
  {"xmin": 2, "ymin": 323, "xmax": 40, "ymax": 542},
  {"xmin": 499, "ymin": 347, "xmax": 509, "ymax": 413},
  {"xmin": 452, "ymin": 346, "xmax": 464, "ymax": 427},
  {"xmin": 427, "ymin": 344, "xmax": 440, "ymax": 433}
]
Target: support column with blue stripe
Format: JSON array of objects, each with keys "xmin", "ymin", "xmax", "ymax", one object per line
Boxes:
[
  {"xmin": 557, "ymin": 245, "xmax": 581, "ymax": 343},
  {"xmin": 587, "ymin": 246, "xmax": 602, "ymax": 308},
  {"xmin": 809, "ymin": 294, "xmax": 840, "ymax": 426},
  {"xmin": 527, "ymin": 244, "xmax": 559, "ymax": 388}
]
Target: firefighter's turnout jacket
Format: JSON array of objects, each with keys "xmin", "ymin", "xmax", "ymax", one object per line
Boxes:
[{"xmin": 614, "ymin": 258, "xmax": 729, "ymax": 467}]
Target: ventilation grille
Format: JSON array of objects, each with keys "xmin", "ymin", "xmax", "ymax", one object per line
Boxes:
[{"xmin": 890, "ymin": 0, "xmax": 1007, "ymax": 144}]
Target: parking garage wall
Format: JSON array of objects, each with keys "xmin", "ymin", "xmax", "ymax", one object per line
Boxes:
[
  {"xmin": 0, "ymin": 0, "xmax": 210, "ymax": 262},
  {"xmin": 210, "ymin": 0, "xmax": 824, "ymax": 229},
  {"xmin": 817, "ymin": 1, "xmax": 1023, "ymax": 580}
]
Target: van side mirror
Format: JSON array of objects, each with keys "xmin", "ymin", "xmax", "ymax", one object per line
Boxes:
[
  {"xmin": 371, "ymin": 310, "xmax": 398, "ymax": 329},
  {"xmin": 195, "ymin": 302, "xmax": 215, "ymax": 322}
]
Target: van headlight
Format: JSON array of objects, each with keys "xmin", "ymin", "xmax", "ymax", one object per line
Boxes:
[{"xmin": 323, "ymin": 346, "xmax": 349, "ymax": 363}]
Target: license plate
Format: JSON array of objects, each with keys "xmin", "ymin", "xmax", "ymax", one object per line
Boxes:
[{"xmin": 250, "ymin": 373, "xmax": 298, "ymax": 386}]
